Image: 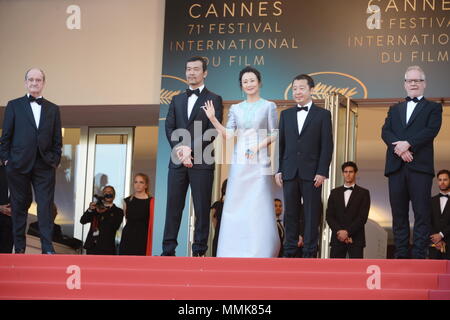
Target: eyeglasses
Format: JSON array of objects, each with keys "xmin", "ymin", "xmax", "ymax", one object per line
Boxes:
[{"xmin": 405, "ymin": 79, "xmax": 425, "ymax": 84}]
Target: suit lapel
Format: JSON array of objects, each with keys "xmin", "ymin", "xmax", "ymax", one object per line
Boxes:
[
  {"xmin": 398, "ymin": 101, "xmax": 407, "ymax": 127},
  {"xmin": 181, "ymin": 94, "xmax": 189, "ymax": 125},
  {"xmin": 406, "ymin": 98, "xmax": 427, "ymax": 127},
  {"xmin": 338, "ymin": 187, "xmax": 347, "ymax": 210},
  {"xmin": 38, "ymin": 99, "xmax": 48, "ymax": 131},
  {"xmin": 186, "ymin": 88, "xmax": 208, "ymax": 127},
  {"xmin": 299, "ymin": 103, "xmax": 319, "ymax": 137},
  {"xmin": 21, "ymin": 96, "xmax": 38, "ymax": 130},
  {"xmin": 346, "ymin": 185, "xmax": 359, "ymax": 209},
  {"xmin": 442, "ymin": 197, "xmax": 450, "ymax": 216},
  {"xmin": 288, "ymin": 107, "xmax": 299, "ymax": 137}
]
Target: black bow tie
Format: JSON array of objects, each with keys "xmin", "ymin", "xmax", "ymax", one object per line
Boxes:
[
  {"xmin": 186, "ymin": 88, "xmax": 200, "ymax": 97},
  {"xmin": 405, "ymin": 96, "xmax": 421, "ymax": 103},
  {"xmin": 344, "ymin": 186, "xmax": 354, "ymax": 192},
  {"xmin": 440, "ymin": 194, "xmax": 449, "ymax": 198},
  {"xmin": 297, "ymin": 106, "xmax": 308, "ymax": 112},
  {"xmin": 28, "ymin": 95, "xmax": 44, "ymax": 104}
]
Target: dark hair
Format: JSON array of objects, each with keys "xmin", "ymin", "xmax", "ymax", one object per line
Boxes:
[
  {"xmin": 437, "ymin": 169, "xmax": 450, "ymax": 179},
  {"xmin": 292, "ymin": 74, "xmax": 315, "ymax": 88},
  {"xmin": 274, "ymin": 198, "xmax": 282, "ymax": 203},
  {"xmin": 341, "ymin": 161, "xmax": 358, "ymax": 173},
  {"xmin": 186, "ymin": 56, "xmax": 207, "ymax": 72},
  {"xmin": 220, "ymin": 179, "xmax": 228, "ymax": 202},
  {"xmin": 102, "ymin": 185, "xmax": 116, "ymax": 197},
  {"xmin": 239, "ymin": 66, "xmax": 262, "ymax": 89}
]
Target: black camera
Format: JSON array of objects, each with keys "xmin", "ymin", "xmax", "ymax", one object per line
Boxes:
[{"xmin": 93, "ymin": 194, "xmax": 106, "ymax": 210}]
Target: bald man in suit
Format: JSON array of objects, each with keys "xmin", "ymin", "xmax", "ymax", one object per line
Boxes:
[{"xmin": 0, "ymin": 68, "xmax": 62, "ymax": 254}]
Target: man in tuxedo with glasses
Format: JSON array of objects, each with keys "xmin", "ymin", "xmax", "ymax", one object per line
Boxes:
[
  {"xmin": 381, "ymin": 66, "xmax": 442, "ymax": 259},
  {"xmin": 0, "ymin": 68, "xmax": 62, "ymax": 254}
]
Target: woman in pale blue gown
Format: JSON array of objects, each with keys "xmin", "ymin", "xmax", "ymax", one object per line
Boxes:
[{"xmin": 203, "ymin": 66, "xmax": 280, "ymax": 257}]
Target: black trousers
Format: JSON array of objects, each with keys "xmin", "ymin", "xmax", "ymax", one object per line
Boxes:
[
  {"xmin": 0, "ymin": 214, "xmax": 13, "ymax": 253},
  {"xmin": 6, "ymin": 155, "xmax": 56, "ymax": 253},
  {"xmin": 388, "ymin": 166, "xmax": 432, "ymax": 259},
  {"xmin": 330, "ymin": 243, "xmax": 364, "ymax": 259},
  {"xmin": 283, "ymin": 176, "xmax": 321, "ymax": 258},
  {"xmin": 428, "ymin": 246, "xmax": 450, "ymax": 260},
  {"xmin": 162, "ymin": 167, "xmax": 214, "ymax": 256}
]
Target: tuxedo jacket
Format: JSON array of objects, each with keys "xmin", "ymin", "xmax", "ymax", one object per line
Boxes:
[
  {"xmin": 381, "ymin": 98, "xmax": 442, "ymax": 177},
  {"xmin": 278, "ymin": 103, "xmax": 333, "ymax": 181},
  {"xmin": 0, "ymin": 95, "xmax": 62, "ymax": 173},
  {"xmin": 430, "ymin": 195, "xmax": 450, "ymax": 240},
  {"xmin": 165, "ymin": 87, "xmax": 223, "ymax": 170},
  {"xmin": 326, "ymin": 185, "xmax": 371, "ymax": 247}
]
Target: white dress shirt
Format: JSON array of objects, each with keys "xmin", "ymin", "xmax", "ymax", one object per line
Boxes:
[
  {"xmin": 297, "ymin": 100, "xmax": 313, "ymax": 135},
  {"xmin": 343, "ymin": 183, "xmax": 355, "ymax": 207},
  {"xmin": 406, "ymin": 95, "xmax": 423, "ymax": 124},
  {"xmin": 187, "ymin": 85, "xmax": 204, "ymax": 119},
  {"xmin": 27, "ymin": 93, "xmax": 42, "ymax": 128}
]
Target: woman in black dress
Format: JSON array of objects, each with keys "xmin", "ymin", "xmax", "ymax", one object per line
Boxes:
[{"xmin": 119, "ymin": 173, "xmax": 152, "ymax": 255}]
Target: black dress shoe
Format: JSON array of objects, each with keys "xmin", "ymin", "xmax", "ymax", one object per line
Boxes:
[
  {"xmin": 161, "ymin": 252, "xmax": 175, "ymax": 256},
  {"xmin": 15, "ymin": 249, "xmax": 25, "ymax": 254},
  {"xmin": 43, "ymin": 251, "xmax": 56, "ymax": 255}
]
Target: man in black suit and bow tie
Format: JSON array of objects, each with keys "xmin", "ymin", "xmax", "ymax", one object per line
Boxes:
[
  {"xmin": 326, "ymin": 162, "xmax": 370, "ymax": 259},
  {"xmin": 276, "ymin": 74, "xmax": 333, "ymax": 258},
  {"xmin": 0, "ymin": 68, "xmax": 62, "ymax": 254},
  {"xmin": 162, "ymin": 56, "xmax": 223, "ymax": 257},
  {"xmin": 429, "ymin": 169, "xmax": 450, "ymax": 260},
  {"xmin": 382, "ymin": 66, "xmax": 442, "ymax": 259},
  {"xmin": 274, "ymin": 198, "xmax": 285, "ymax": 257}
]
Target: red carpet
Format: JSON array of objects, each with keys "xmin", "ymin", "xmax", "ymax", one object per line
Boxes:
[{"xmin": 0, "ymin": 254, "xmax": 449, "ymax": 300}]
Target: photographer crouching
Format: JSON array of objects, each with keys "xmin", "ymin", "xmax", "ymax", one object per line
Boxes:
[{"xmin": 80, "ymin": 186, "xmax": 124, "ymax": 255}]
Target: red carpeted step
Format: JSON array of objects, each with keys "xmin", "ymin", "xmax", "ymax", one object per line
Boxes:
[
  {"xmin": 0, "ymin": 254, "xmax": 448, "ymax": 300},
  {"xmin": 0, "ymin": 267, "xmax": 440, "ymax": 290},
  {"xmin": 438, "ymin": 274, "xmax": 450, "ymax": 289},
  {"xmin": 429, "ymin": 290, "xmax": 450, "ymax": 300},
  {"xmin": 0, "ymin": 254, "xmax": 447, "ymax": 274},
  {"xmin": 0, "ymin": 281, "xmax": 430, "ymax": 300}
]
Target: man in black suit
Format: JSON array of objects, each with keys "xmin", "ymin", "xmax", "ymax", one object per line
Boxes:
[
  {"xmin": 326, "ymin": 162, "xmax": 370, "ymax": 259},
  {"xmin": 276, "ymin": 74, "xmax": 333, "ymax": 258},
  {"xmin": 429, "ymin": 169, "xmax": 450, "ymax": 260},
  {"xmin": 162, "ymin": 56, "xmax": 223, "ymax": 257},
  {"xmin": 0, "ymin": 68, "xmax": 62, "ymax": 254},
  {"xmin": 381, "ymin": 66, "xmax": 442, "ymax": 259},
  {"xmin": 274, "ymin": 198, "xmax": 285, "ymax": 257}
]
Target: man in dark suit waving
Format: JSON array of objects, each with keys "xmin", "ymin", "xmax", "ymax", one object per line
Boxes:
[
  {"xmin": 162, "ymin": 56, "xmax": 223, "ymax": 257},
  {"xmin": 382, "ymin": 66, "xmax": 442, "ymax": 259},
  {"xmin": 429, "ymin": 169, "xmax": 450, "ymax": 260},
  {"xmin": 326, "ymin": 162, "xmax": 370, "ymax": 259},
  {"xmin": 276, "ymin": 74, "xmax": 333, "ymax": 258},
  {"xmin": 0, "ymin": 68, "xmax": 62, "ymax": 254}
]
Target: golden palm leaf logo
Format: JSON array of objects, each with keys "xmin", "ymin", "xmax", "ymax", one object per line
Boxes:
[
  {"xmin": 284, "ymin": 72, "xmax": 368, "ymax": 100},
  {"xmin": 160, "ymin": 75, "xmax": 188, "ymax": 105},
  {"xmin": 160, "ymin": 89, "xmax": 181, "ymax": 105}
]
